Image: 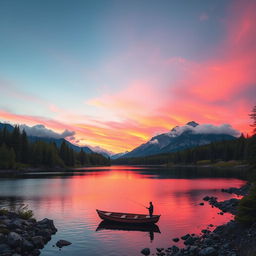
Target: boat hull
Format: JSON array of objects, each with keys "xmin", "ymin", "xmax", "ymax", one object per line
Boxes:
[{"xmin": 96, "ymin": 209, "xmax": 160, "ymax": 224}]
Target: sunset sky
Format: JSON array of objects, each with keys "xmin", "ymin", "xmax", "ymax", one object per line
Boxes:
[{"xmin": 0, "ymin": 0, "xmax": 255, "ymax": 153}]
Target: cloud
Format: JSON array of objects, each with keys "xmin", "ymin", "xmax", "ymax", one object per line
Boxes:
[
  {"xmin": 169, "ymin": 123, "xmax": 240, "ymax": 137},
  {"xmin": 88, "ymin": 146, "xmax": 114, "ymax": 156},
  {"xmin": 20, "ymin": 124, "xmax": 75, "ymax": 139}
]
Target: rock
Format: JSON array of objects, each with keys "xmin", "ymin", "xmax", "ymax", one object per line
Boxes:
[
  {"xmin": 173, "ymin": 237, "xmax": 179, "ymax": 242},
  {"xmin": 184, "ymin": 236, "xmax": 196, "ymax": 245},
  {"xmin": 199, "ymin": 202, "xmax": 204, "ymax": 206},
  {"xmin": 0, "ymin": 244, "xmax": 12, "ymax": 254},
  {"xmin": 171, "ymin": 245, "xmax": 179, "ymax": 253},
  {"xmin": 7, "ymin": 232, "xmax": 23, "ymax": 247},
  {"xmin": 56, "ymin": 239, "xmax": 72, "ymax": 248},
  {"xmin": 189, "ymin": 246, "xmax": 198, "ymax": 253},
  {"xmin": 156, "ymin": 248, "xmax": 164, "ymax": 252},
  {"xmin": 203, "ymin": 196, "xmax": 210, "ymax": 201},
  {"xmin": 31, "ymin": 236, "xmax": 44, "ymax": 249},
  {"xmin": 22, "ymin": 239, "xmax": 34, "ymax": 251},
  {"xmin": 9, "ymin": 219, "xmax": 23, "ymax": 229},
  {"xmin": 37, "ymin": 218, "xmax": 57, "ymax": 232},
  {"xmin": 204, "ymin": 238, "xmax": 214, "ymax": 246},
  {"xmin": 0, "ymin": 233, "xmax": 5, "ymax": 243},
  {"xmin": 2, "ymin": 219, "xmax": 11, "ymax": 226},
  {"xmin": 36, "ymin": 229, "xmax": 52, "ymax": 241},
  {"xmin": 141, "ymin": 248, "xmax": 150, "ymax": 255},
  {"xmin": 181, "ymin": 234, "xmax": 190, "ymax": 240},
  {"xmin": 0, "ymin": 228, "xmax": 10, "ymax": 235},
  {"xmin": 199, "ymin": 247, "xmax": 217, "ymax": 256},
  {"xmin": 31, "ymin": 249, "xmax": 40, "ymax": 256},
  {"xmin": 201, "ymin": 229, "xmax": 210, "ymax": 234}
]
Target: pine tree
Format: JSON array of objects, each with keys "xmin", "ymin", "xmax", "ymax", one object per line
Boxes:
[
  {"xmin": 249, "ymin": 105, "xmax": 256, "ymax": 134},
  {"xmin": 21, "ymin": 130, "xmax": 29, "ymax": 163}
]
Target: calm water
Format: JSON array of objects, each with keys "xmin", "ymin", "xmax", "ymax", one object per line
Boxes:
[{"xmin": 0, "ymin": 166, "xmax": 246, "ymax": 256}]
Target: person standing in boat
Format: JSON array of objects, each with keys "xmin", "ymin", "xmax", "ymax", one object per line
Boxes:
[{"xmin": 147, "ymin": 202, "xmax": 154, "ymax": 217}]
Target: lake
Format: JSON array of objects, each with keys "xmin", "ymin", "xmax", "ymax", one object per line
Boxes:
[{"xmin": 0, "ymin": 166, "xmax": 246, "ymax": 256}]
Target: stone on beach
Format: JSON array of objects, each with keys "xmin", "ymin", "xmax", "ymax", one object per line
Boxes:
[
  {"xmin": 7, "ymin": 232, "xmax": 23, "ymax": 247},
  {"xmin": 141, "ymin": 247, "xmax": 150, "ymax": 255},
  {"xmin": 56, "ymin": 239, "xmax": 72, "ymax": 248}
]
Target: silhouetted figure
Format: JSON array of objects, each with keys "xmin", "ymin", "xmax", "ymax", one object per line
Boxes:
[{"xmin": 147, "ymin": 202, "xmax": 154, "ymax": 217}]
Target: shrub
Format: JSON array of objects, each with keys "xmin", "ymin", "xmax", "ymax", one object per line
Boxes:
[
  {"xmin": 235, "ymin": 184, "xmax": 256, "ymax": 225},
  {"xmin": 0, "ymin": 228, "xmax": 10, "ymax": 234},
  {"xmin": 15, "ymin": 204, "xmax": 34, "ymax": 220},
  {"xmin": 0, "ymin": 208, "xmax": 9, "ymax": 215}
]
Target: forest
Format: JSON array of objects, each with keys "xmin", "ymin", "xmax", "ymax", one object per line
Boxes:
[
  {"xmin": 113, "ymin": 134, "xmax": 256, "ymax": 166},
  {"xmin": 0, "ymin": 126, "xmax": 110, "ymax": 169}
]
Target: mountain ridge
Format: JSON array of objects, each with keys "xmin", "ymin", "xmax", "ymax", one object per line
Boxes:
[{"xmin": 120, "ymin": 121, "xmax": 239, "ymax": 159}]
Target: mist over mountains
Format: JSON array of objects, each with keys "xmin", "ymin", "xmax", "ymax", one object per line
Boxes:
[
  {"xmin": 0, "ymin": 121, "xmax": 240, "ymax": 159},
  {"xmin": 119, "ymin": 121, "xmax": 239, "ymax": 159}
]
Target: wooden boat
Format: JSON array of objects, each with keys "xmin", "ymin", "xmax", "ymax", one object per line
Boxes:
[{"xmin": 96, "ymin": 209, "xmax": 160, "ymax": 224}]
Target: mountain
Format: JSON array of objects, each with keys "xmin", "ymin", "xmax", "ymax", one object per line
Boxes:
[
  {"xmin": 111, "ymin": 151, "xmax": 129, "ymax": 160},
  {"xmin": 28, "ymin": 136, "xmax": 93, "ymax": 153},
  {"xmin": 0, "ymin": 123, "xmax": 14, "ymax": 132},
  {"xmin": 120, "ymin": 121, "xmax": 238, "ymax": 158},
  {"xmin": 0, "ymin": 122, "xmax": 93, "ymax": 153}
]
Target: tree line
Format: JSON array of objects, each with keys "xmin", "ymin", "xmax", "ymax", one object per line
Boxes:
[
  {"xmin": 113, "ymin": 134, "xmax": 256, "ymax": 166},
  {"xmin": 0, "ymin": 126, "xmax": 110, "ymax": 169}
]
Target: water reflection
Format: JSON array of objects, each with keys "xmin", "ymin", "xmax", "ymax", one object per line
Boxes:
[
  {"xmin": 0, "ymin": 166, "xmax": 247, "ymax": 256},
  {"xmin": 96, "ymin": 221, "xmax": 160, "ymax": 242}
]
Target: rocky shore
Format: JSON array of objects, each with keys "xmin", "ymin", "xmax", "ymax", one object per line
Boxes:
[
  {"xmin": 141, "ymin": 183, "xmax": 255, "ymax": 256},
  {"xmin": 0, "ymin": 210, "xmax": 57, "ymax": 256}
]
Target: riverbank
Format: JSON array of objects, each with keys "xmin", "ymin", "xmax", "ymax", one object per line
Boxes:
[
  {"xmin": 142, "ymin": 183, "xmax": 255, "ymax": 256},
  {"xmin": 0, "ymin": 209, "xmax": 57, "ymax": 255},
  {"xmin": 0, "ymin": 165, "xmax": 111, "ymax": 177}
]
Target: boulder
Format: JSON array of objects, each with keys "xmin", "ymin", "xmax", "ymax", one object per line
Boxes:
[
  {"xmin": 173, "ymin": 237, "xmax": 179, "ymax": 242},
  {"xmin": 203, "ymin": 196, "xmax": 210, "ymax": 201},
  {"xmin": 9, "ymin": 219, "xmax": 23, "ymax": 229},
  {"xmin": 141, "ymin": 248, "xmax": 150, "ymax": 255},
  {"xmin": 181, "ymin": 234, "xmax": 190, "ymax": 240},
  {"xmin": 184, "ymin": 236, "xmax": 196, "ymax": 245},
  {"xmin": 36, "ymin": 229, "xmax": 52, "ymax": 241},
  {"xmin": 0, "ymin": 233, "xmax": 5, "ymax": 243},
  {"xmin": 7, "ymin": 232, "xmax": 23, "ymax": 247},
  {"xmin": 31, "ymin": 236, "xmax": 44, "ymax": 249},
  {"xmin": 199, "ymin": 247, "xmax": 217, "ymax": 256},
  {"xmin": 0, "ymin": 244, "xmax": 12, "ymax": 254},
  {"xmin": 56, "ymin": 240, "xmax": 72, "ymax": 248},
  {"xmin": 37, "ymin": 218, "xmax": 57, "ymax": 233},
  {"xmin": 22, "ymin": 239, "xmax": 34, "ymax": 251},
  {"xmin": 171, "ymin": 245, "xmax": 179, "ymax": 253}
]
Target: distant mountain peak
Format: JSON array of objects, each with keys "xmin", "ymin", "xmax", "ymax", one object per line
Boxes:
[
  {"xmin": 171, "ymin": 126, "xmax": 179, "ymax": 132},
  {"xmin": 186, "ymin": 121, "xmax": 199, "ymax": 127}
]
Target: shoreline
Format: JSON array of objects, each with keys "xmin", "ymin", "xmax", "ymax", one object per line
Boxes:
[
  {"xmin": 141, "ymin": 182, "xmax": 255, "ymax": 256},
  {"xmin": 0, "ymin": 210, "xmax": 58, "ymax": 255}
]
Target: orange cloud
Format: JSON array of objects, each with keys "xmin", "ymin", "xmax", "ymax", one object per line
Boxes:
[{"xmin": 1, "ymin": 1, "xmax": 255, "ymax": 153}]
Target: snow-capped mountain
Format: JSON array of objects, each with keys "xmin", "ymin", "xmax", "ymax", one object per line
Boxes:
[{"xmin": 120, "ymin": 121, "xmax": 240, "ymax": 158}]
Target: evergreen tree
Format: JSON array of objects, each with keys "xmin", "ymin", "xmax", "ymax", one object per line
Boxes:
[
  {"xmin": 249, "ymin": 105, "xmax": 256, "ymax": 134},
  {"xmin": 21, "ymin": 130, "xmax": 29, "ymax": 163}
]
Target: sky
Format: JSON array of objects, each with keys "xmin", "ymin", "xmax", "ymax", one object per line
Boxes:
[{"xmin": 0, "ymin": 0, "xmax": 255, "ymax": 153}]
